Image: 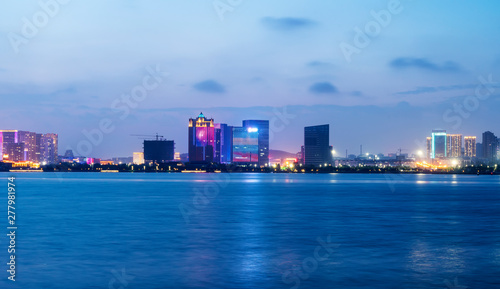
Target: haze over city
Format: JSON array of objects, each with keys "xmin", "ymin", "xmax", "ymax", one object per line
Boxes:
[{"xmin": 1, "ymin": 0, "xmax": 500, "ymax": 158}]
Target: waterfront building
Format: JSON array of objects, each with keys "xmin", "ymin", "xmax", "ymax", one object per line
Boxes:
[
  {"xmin": 446, "ymin": 134, "xmax": 462, "ymax": 158},
  {"xmin": 214, "ymin": 123, "xmax": 233, "ymax": 163},
  {"xmin": 482, "ymin": 131, "xmax": 498, "ymax": 161},
  {"xmin": 133, "ymin": 152, "xmax": 145, "ymax": 164},
  {"xmin": 242, "ymin": 120, "xmax": 269, "ymax": 167},
  {"xmin": 464, "ymin": 136, "xmax": 476, "ymax": 158},
  {"xmin": 188, "ymin": 112, "xmax": 215, "ymax": 162},
  {"xmin": 232, "ymin": 126, "xmax": 259, "ymax": 164},
  {"xmin": 431, "ymin": 130, "xmax": 447, "ymax": 159},
  {"xmin": 304, "ymin": 124, "xmax": 330, "ymax": 166},
  {"xmin": 144, "ymin": 139, "xmax": 174, "ymax": 163}
]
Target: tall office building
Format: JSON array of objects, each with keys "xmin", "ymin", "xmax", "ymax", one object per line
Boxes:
[
  {"xmin": 431, "ymin": 130, "xmax": 447, "ymax": 159},
  {"xmin": 144, "ymin": 139, "xmax": 174, "ymax": 163},
  {"xmin": 304, "ymin": 124, "xmax": 330, "ymax": 166},
  {"xmin": 214, "ymin": 123, "xmax": 233, "ymax": 164},
  {"xmin": 482, "ymin": 131, "xmax": 498, "ymax": 160},
  {"xmin": 426, "ymin": 137, "xmax": 432, "ymax": 159},
  {"xmin": 188, "ymin": 112, "xmax": 215, "ymax": 162},
  {"xmin": 232, "ymin": 126, "xmax": 259, "ymax": 164},
  {"xmin": 446, "ymin": 134, "xmax": 462, "ymax": 158},
  {"xmin": 464, "ymin": 136, "xmax": 476, "ymax": 158},
  {"xmin": 242, "ymin": 120, "xmax": 269, "ymax": 167}
]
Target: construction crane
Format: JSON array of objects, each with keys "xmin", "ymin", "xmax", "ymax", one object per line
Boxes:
[
  {"xmin": 130, "ymin": 133, "xmax": 164, "ymax": 140},
  {"xmin": 396, "ymin": 148, "xmax": 408, "ymax": 166}
]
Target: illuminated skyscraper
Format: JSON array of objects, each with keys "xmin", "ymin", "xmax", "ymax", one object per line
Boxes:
[
  {"xmin": 40, "ymin": 133, "xmax": 59, "ymax": 164},
  {"xmin": 19, "ymin": 131, "xmax": 38, "ymax": 162},
  {"xmin": 214, "ymin": 123, "xmax": 233, "ymax": 164},
  {"xmin": 464, "ymin": 136, "xmax": 476, "ymax": 157},
  {"xmin": 446, "ymin": 134, "xmax": 462, "ymax": 158},
  {"xmin": 304, "ymin": 124, "xmax": 330, "ymax": 166},
  {"xmin": 431, "ymin": 130, "xmax": 447, "ymax": 159},
  {"xmin": 232, "ymin": 126, "xmax": 259, "ymax": 164},
  {"xmin": 242, "ymin": 120, "xmax": 269, "ymax": 166},
  {"xmin": 188, "ymin": 112, "xmax": 215, "ymax": 162},
  {"xmin": 0, "ymin": 130, "xmax": 18, "ymax": 161}
]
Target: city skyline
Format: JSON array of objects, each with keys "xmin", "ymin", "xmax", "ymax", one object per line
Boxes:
[
  {"xmin": 1, "ymin": 1, "xmax": 499, "ymax": 158},
  {"xmin": 1, "ymin": 120, "xmax": 498, "ymax": 163}
]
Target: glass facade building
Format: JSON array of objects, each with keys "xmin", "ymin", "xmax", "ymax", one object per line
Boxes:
[{"xmin": 304, "ymin": 124, "xmax": 330, "ymax": 166}]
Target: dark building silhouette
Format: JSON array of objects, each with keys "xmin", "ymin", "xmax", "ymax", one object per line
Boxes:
[
  {"xmin": 144, "ymin": 139, "xmax": 175, "ymax": 163},
  {"xmin": 188, "ymin": 112, "xmax": 215, "ymax": 162},
  {"xmin": 304, "ymin": 124, "xmax": 330, "ymax": 166},
  {"xmin": 482, "ymin": 131, "xmax": 498, "ymax": 160}
]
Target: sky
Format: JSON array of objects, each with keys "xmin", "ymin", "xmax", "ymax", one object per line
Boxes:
[{"xmin": 1, "ymin": 0, "xmax": 500, "ymax": 158}]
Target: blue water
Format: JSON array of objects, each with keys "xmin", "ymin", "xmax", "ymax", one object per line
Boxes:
[{"xmin": 0, "ymin": 173, "xmax": 499, "ymax": 289}]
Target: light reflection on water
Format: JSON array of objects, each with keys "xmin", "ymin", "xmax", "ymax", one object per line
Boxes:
[{"xmin": 0, "ymin": 172, "xmax": 498, "ymax": 289}]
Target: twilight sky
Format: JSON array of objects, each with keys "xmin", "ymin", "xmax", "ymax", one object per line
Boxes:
[{"xmin": 1, "ymin": 0, "xmax": 500, "ymax": 158}]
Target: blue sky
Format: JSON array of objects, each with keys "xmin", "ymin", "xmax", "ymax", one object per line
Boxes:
[{"xmin": 1, "ymin": 0, "xmax": 499, "ymax": 158}]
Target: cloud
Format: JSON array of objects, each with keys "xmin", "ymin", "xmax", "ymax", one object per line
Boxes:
[
  {"xmin": 309, "ymin": 82, "xmax": 338, "ymax": 94},
  {"xmin": 307, "ymin": 61, "xmax": 334, "ymax": 68},
  {"xmin": 261, "ymin": 17, "xmax": 317, "ymax": 31},
  {"xmin": 389, "ymin": 57, "xmax": 462, "ymax": 72},
  {"xmin": 193, "ymin": 80, "xmax": 226, "ymax": 94},
  {"xmin": 396, "ymin": 84, "xmax": 479, "ymax": 95}
]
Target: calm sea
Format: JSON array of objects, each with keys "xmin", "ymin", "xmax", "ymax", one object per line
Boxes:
[{"xmin": 0, "ymin": 172, "xmax": 499, "ymax": 289}]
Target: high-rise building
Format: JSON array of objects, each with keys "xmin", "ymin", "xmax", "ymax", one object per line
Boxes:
[
  {"xmin": 0, "ymin": 130, "xmax": 18, "ymax": 161},
  {"xmin": 133, "ymin": 152, "xmax": 145, "ymax": 165},
  {"xmin": 40, "ymin": 133, "xmax": 59, "ymax": 164},
  {"xmin": 304, "ymin": 124, "xmax": 330, "ymax": 166},
  {"xmin": 482, "ymin": 131, "xmax": 498, "ymax": 160},
  {"xmin": 144, "ymin": 139, "xmax": 174, "ymax": 163},
  {"xmin": 431, "ymin": 130, "xmax": 447, "ymax": 159},
  {"xmin": 464, "ymin": 136, "xmax": 476, "ymax": 158},
  {"xmin": 426, "ymin": 137, "xmax": 432, "ymax": 159},
  {"xmin": 232, "ymin": 126, "xmax": 259, "ymax": 164},
  {"xmin": 18, "ymin": 131, "xmax": 37, "ymax": 162},
  {"xmin": 4, "ymin": 143, "xmax": 25, "ymax": 162},
  {"xmin": 214, "ymin": 123, "xmax": 233, "ymax": 164},
  {"xmin": 446, "ymin": 134, "xmax": 462, "ymax": 158},
  {"xmin": 188, "ymin": 112, "xmax": 215, "ymax": 162},
  {"xmin": 242, "ymin": 120, "xmax": 269, "ymax": 167},
  {"xmin": 476, "ymin": 142, "xmax": 483, "ymax": 159}
]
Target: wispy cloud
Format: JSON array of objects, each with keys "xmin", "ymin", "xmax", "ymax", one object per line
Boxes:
[
  {"xmin": 309, "ymin": 82, "xmax": 338, "ymax": 94},
  {"xmin": 397, "ymin": 84, "xmax": 479, "ymax": 95},
  {"xmin": 389, "ymin": 57, "xmax": 462, "ymax": 72},
  {"xmin": 193, "ymin": 80, "xmax": 226, "ymax": 94},
  {"xmin": 261, "ymin": 17, "xmax": 317, "ymax": 31},
  {"xmin": 307, "ymin": 61, "xmax": 334, "ymax": 68}
]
